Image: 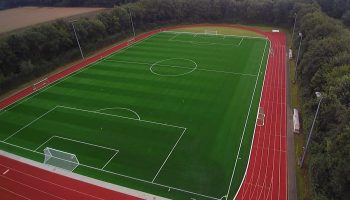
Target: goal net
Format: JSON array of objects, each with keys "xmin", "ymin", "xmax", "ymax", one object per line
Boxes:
[
  {"xmin": 204, "ymin": 30, "xmax": 218, "ymax": 35},
  {"xmin": 43, "ymin": 147, "xmax": 79, "ymax": 171},
  {"xmin": 257, "ymin": 107, "xmax": 265, "ymax": 126},
  {"xmin": 33, "ymin": 78, "xmax": 48, "ymax": 91}
]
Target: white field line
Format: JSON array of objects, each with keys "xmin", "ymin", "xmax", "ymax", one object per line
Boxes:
[
  {"xmin": 225, "ymin": 39, "xmax": 268, "ymax": 199},
  {"xmin": 0, "ymin": 163, "xmax": 105, "ymax": 200},
  {"xmin": 0, "ymin": 33, "xmax": 159, "ymax": 116},
  {"xmin": 258, "ymin": 42, "xmax": 282, "ymax": 200},
  {"xmin": 240, "ymin": 55, "xmax": 271, "ymax": 199},
  {"xmin": 102, "ymin": 151, "xmax": 119, "ymax": 170},
  {"xmin": 163, "ymin": 30, "xmax": 266, "ymax": 40},
  {"xmin": 152, "ymin": 128, "xmax": 187, "ymax": 182},
  {"xmin": 167, "ymin": 31, "xmax": 244, "ymax": 46},
  {"xmin": 150, "ymin": 58, "xmax": 198, "ymax": 77},
  {"xmin": 256, "ymin": 43, "xmax": 287, "ymax": 200},
  {"xmin": 36, "ymin": 135, "xmax": 120, "ymax": 170},
  {"xmin": 168, "ymin": 32, "xmax": 179, "ymax": 41},
  {"xmin": 105, "ymin": 59, "xmax": 257, "ymax": 77},
  {"xmin": 2, "ymin": 169, "xmax": 9, "ymax": 175},
  {"xmin": 262, "ymin": 43, "xmax": 279, "ymax": 200},
  {"xmin": 51, "ymin": 135, "xmax": 119, "ymax": 152},
  {"xmin": 3, "ymin": 106, "xmax": 58, "ymax": 142},
  {"xmin": 0, "ymin": 185, "xmax": 31, "ymax": 200},
  {"xmin": 57, "ymin": 105, "xmax": 186, "ymax": 130},
  {"xmin": 237, "ymin": 38, "xmax": 244, "ymax": 46},
  {"xmin": 95, "ymin": 107, "xmax": 141, "ymax": 120},
  {"xmin": 170, "ymin": 39, "xmax": 226, "ymax": 46},
  {"xmin": 232, "ymin": 38, "xmax": 272, "ymax": 200},
  {"xmin": 1, "ymin": 174, "xmax": 65, "ymax": 200},
  {"xmin": 253, "ymin": 41, "xmax": 276, "ymax": 200},
  {"xmin": 0, "ymin": 136, "xmax": 219, "ymax": 200},
  {"xmin": 278, "ymin": 43, "xmax": 285, "ymax": 200},
  {"xmin": 34, "ymin": 136, "xmax": 55, "ymax": 151}
]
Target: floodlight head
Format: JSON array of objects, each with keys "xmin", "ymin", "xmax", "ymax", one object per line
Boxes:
[
  {"xmin": 315, "ymin": 92, "xmax": 322, "ymax": 99},
  {"xmin": 299, "ymin": 32, "xmax": 303, "ymax": 37}
]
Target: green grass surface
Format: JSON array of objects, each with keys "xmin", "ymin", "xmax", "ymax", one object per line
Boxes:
[
  {"xmin": 0, "ymin": 31, "xmax": 269, "ymax": 200},
  {"xmin": 173, "ymin": 26, "xmax": 265, "ymax": 37}
]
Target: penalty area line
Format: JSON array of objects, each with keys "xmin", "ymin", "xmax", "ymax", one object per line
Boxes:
[
  {"xmin": 152, "ymin": 128, "xmax": 186, "ymax": 182},
  {"xmin": 102, "ymin": 151, "xmax": 119, "ymax": 170}
]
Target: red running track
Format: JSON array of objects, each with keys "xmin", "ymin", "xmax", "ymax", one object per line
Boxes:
[
  {"xmin": 234, "ymin": 32, "xmax": 287, "ymax": 200},
  {"xmin": 0, "ymin": 155, "xmax": 141, "ymax": 200},
  {"xmin": 0, "ymin": 25, "xmax": 287, "ymax": 200}
]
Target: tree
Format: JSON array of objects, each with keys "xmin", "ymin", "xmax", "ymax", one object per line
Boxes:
[{"xmin": 342, "ymin": 10, "xmax": 350, "ymax": 26}]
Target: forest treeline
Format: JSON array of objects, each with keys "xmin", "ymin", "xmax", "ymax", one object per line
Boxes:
[
  {"xmin": 294, "ymin": 2, "xmax": 350, "ymax": 200},
  {"xmin": 316, "ymin": 0, "xmax": 350, "ymax": 25},
  {"xmin": 0, "ymin": 0, "xmax": 138, "ymax": 9},
  {"xmin": 0, "ymin": 0, "xmax": 349, "ymax": 199}
]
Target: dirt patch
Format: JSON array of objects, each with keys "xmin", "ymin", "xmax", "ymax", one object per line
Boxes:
[{"xmin": 0, "ymin": 7, "xmax": 106, "ymax": 34}]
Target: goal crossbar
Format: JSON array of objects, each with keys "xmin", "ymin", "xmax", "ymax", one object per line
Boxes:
[{"xmin": 43, "ymin": 147, "xmax": 79, "ymax": 171}]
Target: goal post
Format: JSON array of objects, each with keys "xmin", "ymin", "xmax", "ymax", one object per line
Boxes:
[
  {"xmin": 257, "ymin": 107, "xmax": 265, "ymax": 126},
  {"xmin": 43, "ymin": 147, "xmax": 79, "ymax": 171}
]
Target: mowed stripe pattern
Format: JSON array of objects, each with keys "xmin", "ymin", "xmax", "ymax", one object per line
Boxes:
[{"xmin": 0, "ymin": 32, "xmax": 268, "ymax": 199}]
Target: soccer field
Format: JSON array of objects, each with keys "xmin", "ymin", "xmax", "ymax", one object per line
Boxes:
[{"xmin": 0, "ymin": 31, "xmax": 269, "ymax": 200}]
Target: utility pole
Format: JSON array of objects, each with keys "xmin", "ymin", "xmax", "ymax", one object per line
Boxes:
[
  {"xmin": 300, "ymin": 92, "xmax": 323, "ymax": 168},
  {"xmin": 291, "ymin": 13, "xmax": 297, "ymax": 48},
  {"xmin": 71, "ymin": 21, "xmax": 84, "ymax": 60},
  {"xmin": 293, "ymin": 32, "xmax": 303, "ymax": 83},
  {"xmin": 128, "ymin": 9, "xmax": 136, "ymax": 38}
]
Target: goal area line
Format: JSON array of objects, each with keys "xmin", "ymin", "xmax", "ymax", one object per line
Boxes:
[
  {"xmin": 35, "ymin": 135, "xmax": 120, "ymax": 170},
  {"xmin": 167, "ymin": 32, "xmax": 245, "ymax": 47},
  {"xmin": 163, "ymin": 30, "xmax": 266, "ymax": 39}
]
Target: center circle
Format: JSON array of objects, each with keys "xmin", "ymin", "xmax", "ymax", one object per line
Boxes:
[{"xmin": 150, "ymin": 58, "xmax": 197, "ymax": 77}]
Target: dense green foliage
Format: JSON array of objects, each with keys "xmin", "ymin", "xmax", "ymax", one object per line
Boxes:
[
  {"xmin": 0, "ymin": 32, "xmax": 268, "ymax": 199},
  {"xmin": 294, "ymin": 3, "xmax": 350, "ymax": 200},
  {"xmin": 316, "ymin": 0, "xmax": 350, "ymax": 25},
  {"xmin": 0, "ymin": 0, "xmax": 138, "ymax": 9},
  {"xmin": 0, "ymin": 0, "xmax": 349, "ymax": 199}
]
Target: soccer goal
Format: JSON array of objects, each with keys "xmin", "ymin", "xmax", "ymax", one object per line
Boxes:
[
  {"xmin": 257, "ymin": 107, "xmax": 265, "ymax": 126},
  {"xmin": 33, "ymin": 78, "xmax": 48, "ymax": 91},
  {"xmin": 43, "ymin": 147, "xmax": 79, "ymax": 171},
  {"xmin": 204, "ymin": 30, "xmax": 218, "ymax": 35}
]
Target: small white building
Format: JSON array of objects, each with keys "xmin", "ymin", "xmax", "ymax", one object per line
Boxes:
[
  {"xmin": 289, "ymin": 49, "xmax": 293, "ymax": 59},
  {"xmin": 293, "ymin": 108, "xmax": 300, "ymax": 133}
]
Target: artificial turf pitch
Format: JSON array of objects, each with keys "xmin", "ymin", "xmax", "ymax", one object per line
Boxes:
[{"xmin": 0, "ymin": 31, "xmax": 269, "ymax": 200}]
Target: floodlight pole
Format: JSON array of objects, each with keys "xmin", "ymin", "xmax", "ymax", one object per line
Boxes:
[
  {"xmin": 128, "ymin": 9, "xmax": 136, "ymax": 38},
  {"xmin": 300, "ymin": 92, "xmax": 323, "ymax": 168},
  {"xmin": 71, "ymin": 21, "xmax": 85, "ymax": 60},
  {"xmin": 293, "ymin": 32, "xmax": 303, "ymax": 83},
  {"xmin": 291, "ymin": 13, "xmax": 297, "ymax": 48}
]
